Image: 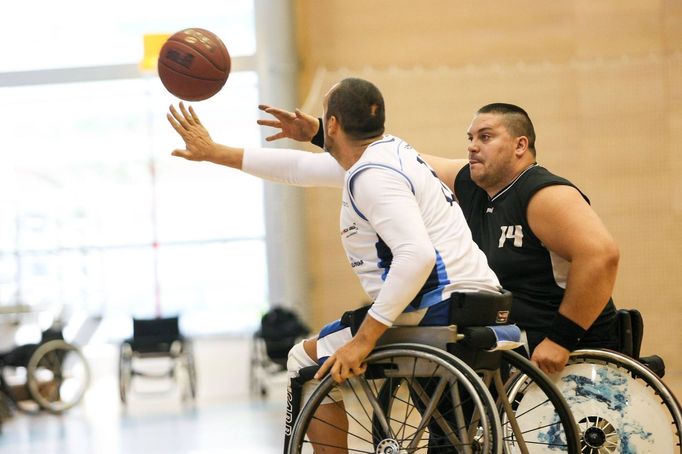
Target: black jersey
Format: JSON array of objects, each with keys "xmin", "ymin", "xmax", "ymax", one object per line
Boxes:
[{"xmin": 454, "ymin": 164, "xmax": 617, "ymax": 350}]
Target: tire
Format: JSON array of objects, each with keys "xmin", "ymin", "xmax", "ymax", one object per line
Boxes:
[
  {"xmin": 288, "ymin": 344, "xmax": 502, "ymax": 454},
  {"xmin": 26, "ymin": 340, "xmax": 90, "ymax": 414}
]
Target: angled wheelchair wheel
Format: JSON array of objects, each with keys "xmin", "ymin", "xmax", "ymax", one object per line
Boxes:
[
  {"xmin": 180, "ymin": 342, "xmax": 197, "ymax": 402},
  {"xmin": 26, "ymin": 340, "xmax": 90, "ymax": 414},
  {"xmin": 558, "ymin": 349, "xmax": 681, "ymax": 454},
  {"xmin": 118, "ymin": 343, "xmax": 133, "ymax": 404},
  {"xmin": 288, "ymin": 344, "xmax": 502, "ymax": 454},
  {"xmin": 499, "ymin": 350, "xmax": 581, "ymax": 453}
]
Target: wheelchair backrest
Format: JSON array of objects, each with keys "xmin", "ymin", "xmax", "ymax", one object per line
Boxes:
[{"xmin": 133, "ymin": 316, "xmax": 181, "ymax": 342}]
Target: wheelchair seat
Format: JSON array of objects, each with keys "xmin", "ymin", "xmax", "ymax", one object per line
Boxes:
[{"xmin": 118, "ymin": 316, "xmax": 196, "ymax": 405}]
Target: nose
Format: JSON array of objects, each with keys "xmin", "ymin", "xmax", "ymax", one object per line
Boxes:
[{"xmin": 467, "ymin": 141, "xmax": 478, "ymax": 154}]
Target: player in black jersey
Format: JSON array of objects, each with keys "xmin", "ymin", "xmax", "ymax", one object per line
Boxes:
[{"xmin": 257, "ymin": 102, "xmax": 620, "ymax": 374}]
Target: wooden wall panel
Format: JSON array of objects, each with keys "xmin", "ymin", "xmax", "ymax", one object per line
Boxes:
[{"xmin": 293, "ymin": 0, "xmax": 682, "ymax": 395}]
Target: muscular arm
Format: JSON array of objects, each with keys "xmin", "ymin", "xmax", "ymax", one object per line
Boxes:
[{"xmin": 527, "ymin": 185, "xmax": 619, "ymax": 373}]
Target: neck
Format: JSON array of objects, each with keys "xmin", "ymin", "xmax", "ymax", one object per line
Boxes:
[
  {"xmin": 484, "ymin": 161, "xmax": 537, "ymax": 198},
  {"xmin": 335, "ymin": 135, "xmax": 384, "ymax": 170}
]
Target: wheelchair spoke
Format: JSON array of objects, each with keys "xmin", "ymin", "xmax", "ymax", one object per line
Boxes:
[{"xmin": 309, "ymin": 412, "xmax": 375, "ymax": 447}]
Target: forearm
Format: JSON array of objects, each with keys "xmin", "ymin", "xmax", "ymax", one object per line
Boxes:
[
  {"xmin": 355, "ymin": 313, "xmax": 390, "ymax": 347},
  {"xmin": 242, "ymin": 147, "xmax": 344, "ymax": 187},
  {"xmin": 206, "ymin": 143, "xmax": 244, "ymax": 169}
]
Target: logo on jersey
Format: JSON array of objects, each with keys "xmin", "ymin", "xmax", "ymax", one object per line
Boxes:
[
  {"xmin": 498, "ymin": 225, "xmax": 523, "ymax": 248},
  {"xmin": 341, "ymin": 223, "xmax": 358, "ymax": 238},
  {"xmin": 349, "ymin": 258, "xmax": 364, "ymax": 268}
]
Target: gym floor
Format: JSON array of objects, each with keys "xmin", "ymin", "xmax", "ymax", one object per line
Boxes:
[
  {"xmin": 1, "ymin": 337, "xmax": 680, "ymax": 453},
  {"xmin": 0, "ymin": 337, "xmax": 289, "ymax": 454}
]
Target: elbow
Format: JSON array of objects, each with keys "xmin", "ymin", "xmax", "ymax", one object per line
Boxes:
[
  {"xmin": 414, "ymin": 248, "xmax": 437, "ymax": 277},
  {"xmin": 603, "ymin": 241, "xmax": 620, "ymax": 272},
  {"xmin": 590, "ymin": 240, "xmax": 619, "ymax": 277}
]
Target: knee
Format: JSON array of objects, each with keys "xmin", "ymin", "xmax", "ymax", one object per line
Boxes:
[{"xmin": 287, "ymin": 340, "xmax": 317, "ymax": 377}]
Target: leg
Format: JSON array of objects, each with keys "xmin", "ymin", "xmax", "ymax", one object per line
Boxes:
[
  {"xmin": 285, "ymin": 338, "xmax": 348, "ymax": 454},
  {"xmin": 301, "ymin": 339, "xmax": 349, "ymax": 454}
]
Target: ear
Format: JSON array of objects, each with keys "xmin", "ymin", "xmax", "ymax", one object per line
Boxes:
[
  {"xmin": 326, "ymin": 115, "xmax": 339, "ymax": 136},
  {"xmin": 514, "ymin": 136, "xmax": 529, "ymax": 157}
]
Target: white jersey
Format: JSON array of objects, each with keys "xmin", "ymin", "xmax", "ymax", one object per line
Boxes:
[{"xmin": 243, "ymin": 135, "xmax": 500, "ymax": 326}]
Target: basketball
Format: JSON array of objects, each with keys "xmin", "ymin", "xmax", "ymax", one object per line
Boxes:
[{"xmin": 157, "ymin": 28, "xmax": 231, "ymax": 101}]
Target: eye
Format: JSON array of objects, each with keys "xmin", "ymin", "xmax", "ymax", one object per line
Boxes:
[{"xmin": 481, "ymin": 134, "xmax": 491, "ymax": 142}]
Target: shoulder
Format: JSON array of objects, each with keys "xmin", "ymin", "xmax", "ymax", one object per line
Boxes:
[{"xmin": 517, "ymin": 165, "xmax": 589, "ymax": 205}]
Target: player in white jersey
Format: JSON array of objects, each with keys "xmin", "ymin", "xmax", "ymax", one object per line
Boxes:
[{"xmin": 167, "ymin": 78, "xmax": 502, "ymax": 453}]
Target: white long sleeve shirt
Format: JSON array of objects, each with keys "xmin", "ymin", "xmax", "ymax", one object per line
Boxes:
[{"xmin": 243, "ymin": 136, "xmax": 500, "ymax": 326}]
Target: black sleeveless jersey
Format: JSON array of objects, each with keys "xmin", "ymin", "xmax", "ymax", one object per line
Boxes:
[{"xmin": 454, "ymin": 164, "xmax": 617, "ymax": 350}]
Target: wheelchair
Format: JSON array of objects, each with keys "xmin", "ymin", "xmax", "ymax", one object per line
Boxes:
[
  {"xmin": 505, "ymin": 310, "xmax": 682, "ymax": 453},
  {"xmin": 0, "ymin": 327, "xmax": 90, "ymax": 414},
  {"xmin": 286, "ymin": 292, "xmax": 583, "ymax": 453},
  {"xmin": 118, "ymin": 316, "xmax": 196, "ymax": 405}
]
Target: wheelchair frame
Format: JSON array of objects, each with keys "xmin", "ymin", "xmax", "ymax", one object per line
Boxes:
[{"xmin": 118, "ymin": 317, "xmax": 197, "ymax": 405}]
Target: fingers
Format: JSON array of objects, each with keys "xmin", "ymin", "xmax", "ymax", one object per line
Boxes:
[
  {"xmin": 265, "ymin": 132, "xmax": 286, "ymax": 142},
  {"xmin": 262, "ymin": 106, "xmax": 296, "ymax": 121},
  {"xmin": 168, "ymin": 105, "xmax": 189, "ymax": 130},
  {"xmin": 171, "ymin": 149, "xmax": 191, "ymax": 160},
  {"xmin": 178, "ymin": 102, "xmax": 195, "ymax": 126},
  {"xmin": 315, "ymin": 356, "xmax": 334, "ymax": 380},
  {"xmin": 188, "ymin": 105, "xmax": 202, "ymax": 125},
  {"xmin": 166, "ymin": 113, "xmax": 183, "ymax": 133},
  {"xmin": 256, "ymin": 118, "xmax": 283, "ymax": 128}
]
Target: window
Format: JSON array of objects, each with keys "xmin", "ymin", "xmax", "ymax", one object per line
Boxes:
[{"xmin": 0, "ymin": 0, "xmax": 266, "ymax": 339}]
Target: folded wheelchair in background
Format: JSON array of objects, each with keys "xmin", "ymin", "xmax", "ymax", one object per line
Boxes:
[{"xmin": 118, "ymin": 316, "xmax": 196, "ymax": 405}]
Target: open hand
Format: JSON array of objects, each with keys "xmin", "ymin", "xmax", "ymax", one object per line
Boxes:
[
  {"xmin": 257, "ymin": 104, "xmax": 319, "ymax": 142},
  {"xmin": 167, "ymin": 102, "xmax": 216, "ymax": 161}
]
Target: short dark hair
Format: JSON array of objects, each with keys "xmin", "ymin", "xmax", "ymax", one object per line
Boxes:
[
  {"xmin": 326, "ymin": 78, "xmax": 385, "ymax": 140},
  {"xmin": 477, "ymin": 103, "xmax": 536, "ymax": 156}
]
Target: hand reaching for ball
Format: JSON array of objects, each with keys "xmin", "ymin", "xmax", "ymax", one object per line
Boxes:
[{"xmin": 167, "ymin": 102, "xmax": 216, "ymax": 161}]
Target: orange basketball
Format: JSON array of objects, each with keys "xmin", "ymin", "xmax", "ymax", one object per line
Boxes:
[{"xmin": 157, "ymin": 28, "xmax": 231, "ymax": 101}]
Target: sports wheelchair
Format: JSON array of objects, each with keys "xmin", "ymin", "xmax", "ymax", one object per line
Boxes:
[
  {"xmin": 286, "ymin": 292, "xmax": 583, "ymax": 453},
  {"xmin": 286, "ymin": 297, "xmax": 682, "ymax": 453},
  {"xmin": 0, "ymin": 326, "xmax": 90, "ymax": 414},
  {"xmin": 118, "ymin": 316, "xmax": 196, "ymax": 405}
]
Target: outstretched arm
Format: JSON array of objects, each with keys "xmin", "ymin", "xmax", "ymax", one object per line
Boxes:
[
  {"xmin": 528, "ymin": 185, "xmax": 619, "ymax": 374},
  {"xmin": 167, "ymin": 102, "xmax": 344, "ymax": 187}
]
